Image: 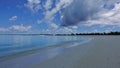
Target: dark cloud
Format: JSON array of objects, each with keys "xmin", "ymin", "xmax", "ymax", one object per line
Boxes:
[{"xmin": 61, "ymin": 0, "xmax": 119, "ymax": 26}]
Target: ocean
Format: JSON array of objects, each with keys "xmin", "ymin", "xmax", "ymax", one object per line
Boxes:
[{"xmin": 0, "ymin": 35, "xmax": 91, "ymax": 59}]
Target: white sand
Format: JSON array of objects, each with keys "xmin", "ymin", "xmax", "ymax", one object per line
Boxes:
[
  {"xmin": 31, "ymin": 36, "xmax": 120, "ymax": 68},
  {"xmin": 0, "ymin": 36, "xmax": 120, "ymax": 68}
]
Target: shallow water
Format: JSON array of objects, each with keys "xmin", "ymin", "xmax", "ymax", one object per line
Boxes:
[
  {"xmin": 0, "ymin": 35, "xmax": 92, "ymax": 68},
  {"xmin": 0, "ymin": 35, "xmax": 90, "ymax": 57}
]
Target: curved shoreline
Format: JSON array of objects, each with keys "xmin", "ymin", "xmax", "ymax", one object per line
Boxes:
[
  {"xmin": 0, "ymin": 37, "xmax": 91, "ymax": 63},
  {"xmin": 30, "ymin": 36, "xmax": 120, "ymax": 68}
]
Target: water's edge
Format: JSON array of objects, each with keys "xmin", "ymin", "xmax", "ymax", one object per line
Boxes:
[{"xmin": 0, "ymin": 37, "xmax": 92, "ymax": 62}]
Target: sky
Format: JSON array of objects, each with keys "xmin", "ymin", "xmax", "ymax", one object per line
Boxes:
[{"xmin": 0, "ymin": 0, "xmax": 120, "ymax": 34}]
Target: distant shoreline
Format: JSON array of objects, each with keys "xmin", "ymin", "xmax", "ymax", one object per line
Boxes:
[{"xmin": 0, "ymin": 31, "xmax": 120, "ymax": 36}]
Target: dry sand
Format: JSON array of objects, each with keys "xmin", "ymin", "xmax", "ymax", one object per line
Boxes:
[{"xmin": 31, "ymin": 36, "xmax": 120, "ymax": 68}]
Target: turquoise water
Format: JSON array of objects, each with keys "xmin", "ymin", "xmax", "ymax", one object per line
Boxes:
[{"xmin": 0, "ymin": 35, "xmax": 90, "ymax": 58}]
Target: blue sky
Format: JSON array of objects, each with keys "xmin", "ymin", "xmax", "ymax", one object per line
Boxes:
[{"xmin": 0, "ymin": 0, "xmax": 120, "ymax": 34}]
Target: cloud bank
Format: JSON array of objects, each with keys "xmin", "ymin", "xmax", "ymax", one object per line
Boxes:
[
  {"xmin": 26, "ymin": 0, "xmax": 120, "ymax": 26},
  {"xmin": 61, "ymin": 0, "xmax": 120, "ymax": 26},
  {"xmin": 84, "ymin": 3, "xmax": 120, "ymax": 26},
  {"xmin": 24, "ymin": 0, "xmax": 120, "ymax": 33},
  {"xmin": 0, "ymin": 24, "xmax": 32, "ymax": 32}
]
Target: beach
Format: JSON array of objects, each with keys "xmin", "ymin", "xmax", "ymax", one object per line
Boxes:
[
  {"xmin": 0, "ymin": 36, "xmax": 120, "ymax": 68},
  {"xmin": 31, "ymin": 36, "xmax": 120, "ymax": 68}
]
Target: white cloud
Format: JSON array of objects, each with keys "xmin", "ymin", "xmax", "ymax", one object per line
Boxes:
[
  {"xmin": 84, "ymin": 3, "xmax": 120, "ymax": 26},
  {"xmin": 0, "ymin": 28, "xmax": 9, "ymax": 32},
  {"xmin": 37, "ymin": 21, "xmax": 78, "ymax": 34},
  {"xmin": 44, "ymin": 0, "xmax": 73, "ymax": 20},
  {"xmin": 44, "ymin": 0, "xmax": 52, "ymax": 10},
  {"xmin": 71, "ymin": 26, "xmax": 78, "ymax": 29},
  {"xmin": 60, "ymin": 27, "xmax": 73, "ymax": 33},
  {"xmin": 9, "ymin": 16, "xmax": 17, "ymax": 21},
  {"xmin": 25, "ymin": 0, "xmax": 41, "ymax": 13},
  {"xmin": 37, "ymin": 20, "xmax": 42, "ymax": 24},
  {"xmin": 55, "ymin": 27, "xmax": 77, "ymax": 34},
  {"xmin": 49, "ymin": 23, "xmax": 59, "ymax": 29},
  {"xmin": 24, "ymin": 0, "xmax": 74, "ymax": 26},
  {"xmin": 0, "ymin": 24, "xmax": 32, "ymax": 32},
  {"xmin": 42, "ymin": 26, "xmax": 77, "ymax": 34},
  {"xmin": 9, "ymin": 24, "xmax": 32, "ymax": 32}
]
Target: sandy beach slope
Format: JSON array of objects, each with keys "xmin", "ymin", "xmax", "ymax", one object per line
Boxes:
[
  {"xmin": 31, "ymin": 36, "xmax": 120, "ymax": 68},
  {"xmin": 0, "ymin": 36, "xmax": 120, "ymax": 68}
]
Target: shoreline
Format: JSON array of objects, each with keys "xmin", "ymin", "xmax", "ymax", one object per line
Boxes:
[
  {"xmin": 0, "ymin": 34, "xmax": 120, "ymax": 36},
  {"xmin": 31, "ymin": 36, "xmax": 120, "ymax": 68},
  {"xmin": 0, "ymin": 36, "xmax": 91, "ymax": 68},
  {"xmin": 0, "ymin": 36, "xmax": 120, "ymax": 68},
  {"xmin": 0, "ymin": 38, "xmax": 89, "ymax": 61}
]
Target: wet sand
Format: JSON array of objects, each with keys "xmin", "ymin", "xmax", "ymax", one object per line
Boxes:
[{"xmin": 31, "ymin": 36, "xmax": 120, "ymax": 68}]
